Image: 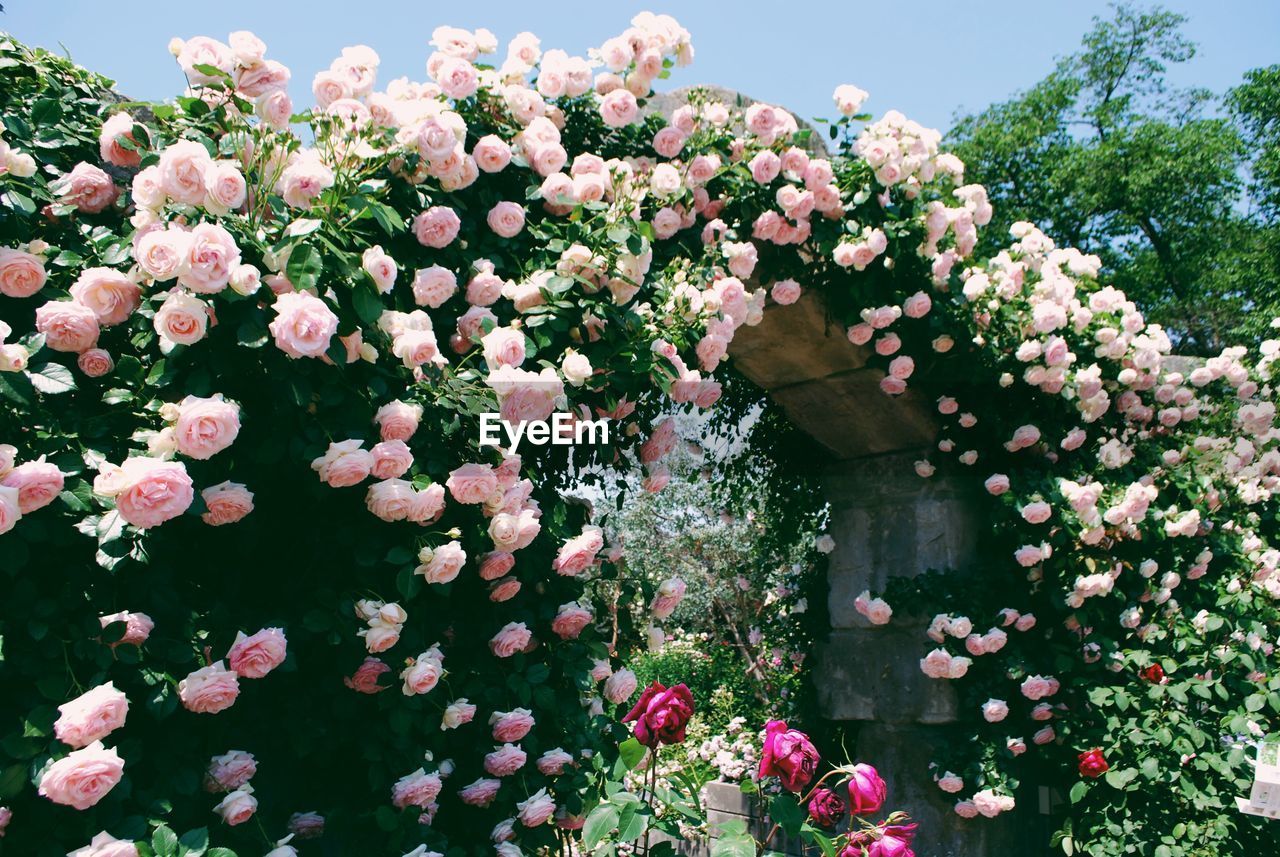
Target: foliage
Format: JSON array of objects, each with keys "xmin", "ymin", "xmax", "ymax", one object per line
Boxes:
[{"xmin": 947, "ymin": 3, "xmax": 1280, "ymax": 353}]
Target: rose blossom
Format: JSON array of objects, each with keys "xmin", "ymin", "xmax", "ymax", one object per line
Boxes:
[
  {"xmin": 35, "ymin": 300, "xmax": 99, "ymax": 352},
  {"xmin": 99, "ymin": 611, "xmax": 153, "ymax": 647},
  {"xmin": 442, "ymin": 698, "xmax": 477, "ymax": 730},
  {"xmin": 0, "ymin": 247, "xmax": 48, "ymax": 298},
  {"xmin": 622, "ymin": 681, "xmax": 695, "ymax": 747},
  {"xmin": 414, "ymin": 206, "xmax": 461, "ymax": 249},
  {"xmin": 343, "ymin": 657, "xmax": 390, "ymax": 694},
  {"xmin": 269, "ymin": 292, "xmax": 339, "ymax": 358},
  {"xmin": 491, "ymin": 708, "xmax": 535, "ymax": 742},
  {"xmin": 201, "ymin": 481, "xmax": 254, "ymax": 525},
  {"xmin": 846, "ymin": 763, "xmax": 886, "ymax": 815},
  {"xmin": 99, "ymin": 112, "xmax": 142, "ymax": 168},
  {"xmin": 536, "ymin": 748, "xmax": 574, "ymax": 776},
  {"xmin": 204, "ymin": 750, "xmax": 256, "ymax": 792},
  {"xmin": 479, "ymin": 551, "xmax": 516, "ymax": 580},
  {"xmin": 484, "ymin": 744, "xmax": 528, "ymax": 776},
  {"xmin": 489, "ymin": 622, "xmax": 532, "ymax": 658},
  {"xmin": 178, "ymin": 661, "xmax": 241, "ymax": 714},
  {"xmin": 94, "ymin": 457, "xmax": 193, "ymax": 529},
  {"xmin": 172, "ymin": 394, "xmax": 240, "ymax": 459},
  {"xmin": 550, "ymin": 602, "xmax": 594, "ymax": 639},
  {"xmin": 366, "ymin": 478, "xmax": 415, "ymax": 522},
  {"xmin": 552, "ymin": 526, "xmax": 604, "ymax": 575},
  {"xmin": 982, "ymin": 698, "xmax": 1009, "ymax": 722},
  {"xmin": 375, "ymin": 400, "xmax": 423, "ymax": 441},
  {"xmin": 758, "ymin": 720, "xmax": 820, "ymax": 792},
  {"xmin": 459, "ymin": 778, "xmax": 501, "ymax": 807},
  {"xmin": 517, "ymin": 788, "xmax": 556, "ymax": 827},
  {"xmin": 362, "ymin": 245, "xmax": 398, "ymax": 293},
  {"xmin": 69, "ymin": 831, "xmax": 138, "ymax": 857},
  {"xmin": 650, "ymin": 578, "xmax": 686, "ymax": 619},
  {"xmin": 54, "ymin": 682, "xmax": 129, "ymax": 749},
  {"xmin": 3, "ymin": 459, "xmax": 64, "ymax": 514},
  {"xmin": 154, "ymin": 290, "xmax": 209, "ymax": 346},
  {"xmin": 808, "ymin": 788, "xmax": 846, "ymax": 829},
  {"xmin": 37, "ymin": 741, "xmax": 124, "ymax": 810},
  {"xmin": 77, "ymin": 348, "xmax": 113, "ymax": 377},
  {"xmin": 227, "ymin": 628, "xmax": 287, "ymax": 679},
  {"xmin": 288, "ymin": 811, "xmax": 325, "ymax": 840},
  {"xmin": 417, "ymin": 540, "xmax": 467, "ymax": 584},
  {"xmin": 604, "ymin": 669, "xmax": 638, "ymax": 704},
  {"xmin": 487, "ymin": 202, "xmax": 526, "ymax": 238},
  {"xmin": 214, "ymin": 786, "xmax": 257, "ymax": 826},
  {"xmin": 447, "ymin": 462, "xmax": 499, "ymax": 504},
  {"xmin": 55, "ymin": 162, "xmax": 118, "ymax": 213},
  {"xmin": 370, "ymin": 440, "xmax": 413, "ymax": 479},
  {"xmin": 392, "ymin": 769, "xmax": 443, "ymax": 810}
]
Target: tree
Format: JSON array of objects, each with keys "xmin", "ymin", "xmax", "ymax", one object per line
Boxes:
[{"xmin": 948, "ymin": 3, "xmax": 1279, "ymax": 353}]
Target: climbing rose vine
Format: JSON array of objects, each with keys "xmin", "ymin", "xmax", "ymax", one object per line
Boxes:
[{"xmin": 0, "ymin": 10, "xmax": 1277, "ymax": 857}]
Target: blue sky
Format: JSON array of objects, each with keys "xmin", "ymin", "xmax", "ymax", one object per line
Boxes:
[{"xmin": 3, "ymin": 1, "xmax": 1277, "ymax": 132}]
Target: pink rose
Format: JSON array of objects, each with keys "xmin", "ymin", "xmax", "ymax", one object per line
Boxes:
[
  {"xmin": 479, "ymin": 551, "xmax": 515, "ymax": 581},
  {"xmin": 411, "ymin": 265, "xmax": 458, "ymax": 308},
  {"xmin": 98, "ymin": 611, "xmax": 154, "ymax": 647},
  {"xmin": 55, "ymin": 162, "xmax": 118, "ymax": 213},
  {"xmin": 489, "ymin": 622, "xmax": 532, "ymax": 658},
  {"xmin": 459, "ymin": 778, "xmax": 501, "ymax": 807},
  {"xmin": 370, "ymin": 440, "xmax": 413, "ymax": 479},
  {"xmin": 413, "ymin": 206, "xmax": 461, "ymax": 249},
  {"xmin": 270, "ymin": 292, "xmax": 339, "ymax": 358},
  {"xmin": 749, "ymin": 150, "xmax": 781, "ymax": 184},
  {"xmin": 473, "ymin": 135, "xmax": 512, "ymax": 172},
  {"xmin": 490, "ymin": 708, "xmax": 535, "ymax": 742},
  {"xmin": 417, "ymin": 540, "xmax": 467, "ymax": 584},
  {"xmin": 399, "ymin": 647, "xmax": 446, "ymax": 695},
  {"xmin": 481, "ymin": 327, "xmax": 527, "ymax": 369},
  {"xmin": 180, "ymin": 223, "xmax": 240, "ymax": 293},
  {"xmin": 178, "ymin": 661, "xmax": 241, "ymax": 714},
  {"xmin": 442, "ymin": 698, "xmax": 477, "ymax": 730},
  {"xmin": 846, "ymin": 763, "xmax": 886, "ymax": 815},
  {"xmin": 984, "ymin": 474, "xmax": 1010, "ymax": 495},
  {"xmin": 603, "ymin": 669, "xmax": 637, "ymax": 705},
  {"xmin": 344, "ymin": 657, "xmax": 391, "ymax": 694},
  {"xmin": 361, "ymin": 245, "xmax": 398, "ymax": 294},
  {"xmin": 203, "ymin": 161, "xmax": 247, "ymax": 214},
  {"xmin": 447, "ymin": 463, "xmax": 499, "ymax": 504},
  {"xmin": 69, "ymin": 831, "xmax": 138, "ymax": 857},
  {"xmin": 78, "ymin": 348, "xmax": 114, "ymax": 378},
  {"xmin": 484, "ymin": 744, "xmax": 528, "ymax": 777},
  {"xmin": 311, "ymin": 442, "xmax": 373, "ymax": 491},
  {"xmin": 758, "ymin": 720, "xmax": 820, "ymax": 792},
  {"xmin": 552, "ymin": 526, "xmax": 604, "ymax": 575},
  {"xmin": 287, "ymin": 812, "xmax": 325, "ymax": 840},
  {"xmin": 201, "ymin": 481, "xmax": 254, "ymax": 525},
  {"xmin": 173, "ymin": 394, "xmax": 240, "ymax": 459},
  {"xmin": 154, "ymin": 291, "xmax": 209, "ymax": 346},
  {"xmin": 650, "ymin": 578, "xmax": 686, "ymax": 619},
  {"xmin": 100, "ymin": 112, "xmax": 142, "ymax": 168},
  {"xmin": 37, "ymin": 741, "xmax": 124, "ymax": 809},
  {"xmin": 551, "ymin": 602, "xmax": 594, "ymax": 640},
  {"xmin": 54, "ymin": 682, "xmax": 129, "ymax": 749},
  {"xmin": 517, "ymin": 789, "xmax": 556, "ymax": 827},
  {"xmin": 3, "ymin": 460, "xmax": 64, "ymax": 514},
  {"xmin": 622, "ymin": 681, "xmax": 695, "ymax": 747},
  {"xmin": 771, "ymin": 279, "xmax": 801, "ymax": 305},
  {"xmin": 276, "ymin": 150, "xmax": 334, "ymax": 208},
  {"xmin": 375, "ymin": 400, "xmax": 423, "ymax": 442},
  {"xmin": 158, "ymin": 140, "xmax": 213, "ymax": 205},
  {"xmin": 392, "ymin": 768, "xmax": 443, "ymax": 809},
  {"xmin": 487, "ymin": 201, "xmax": 526, "ymax": 238},
  {"xmin": 35, "ymin": 300, "xmax": 99, "ymax": 352},
  {"xmin": 97, "ymin": 457, "xmax": 193, "ymax": 529},
  {"xmin": 366, "ymin": 478, "xmax": 415, "ymax": 522},
  {"xmin": 0, "ymin": 247, "xmax": 47, "ymax": 298},
  {"xmin": 204, "ymin": 750, "xmax": 257, "ymax": 792},
  {"xmin": 533, "ymin": 754, "xmax": 572, "ymax": 785},
  {"xmin": 227, "ymin": 628, "xmax": 287, "ymax": 679},
  {"xmin": 407, "ymin": 483, "xmax": 446, "ymax": 525},
  {"xmin": 599, "ymin": 88, "xmax": 638, "ymax": 127},
  {"xmin": 214, "ymin": 787, "xmax": 257, "ymax": 826}
]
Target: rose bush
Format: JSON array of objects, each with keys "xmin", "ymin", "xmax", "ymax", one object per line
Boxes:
[{"xmin": 0, "ymin": 10, "xmax": 1276, "ymax": 857}]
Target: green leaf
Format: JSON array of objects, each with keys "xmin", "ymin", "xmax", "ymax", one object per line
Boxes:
[
  {"xmin": 583, "ymin": 803, "xmax": 620, "ymax": 848},
  {"xmin": 1069, "ymin": 780, "xmax": 1088, "ymax": 804},
  {"xmin": 31, "ymin": 97, "xmax": 63, "ymax": 126},
  {"xmin": 710, "ymin": 832, "xmax": 756, "ymax": 857},
  {"xmin": 615, "ymin": 802, "xmax": 648, "ymax": 842},
  {"xmin": 352, "ymin": 282, "xmax": 384, "ymax": 326},
  {"xmin": 285, "ymin": 244, "xmax": 323, "ymax": 293},
  {"xmin": 618, "ymin": 737, "xmax": 646, "ymax": 771},
  {"xmin": 151, "ymin": 826, "xmax": 178, "ymax": 857},
  {"xmin": 769, "ymin": 793, "xmax": 804, "ymax": 836},
  {"xmin": 177, "ymin": 827, "xmax": 209, "ymax": 856},
  {"xmin": 28, "ymin": 362, "xmax": 76, "ymax": 394}
]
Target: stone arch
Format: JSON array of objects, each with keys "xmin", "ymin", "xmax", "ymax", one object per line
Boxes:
[{"xmin": 654, "ymin": 88, "xmax": 1045, "ymax": 855}]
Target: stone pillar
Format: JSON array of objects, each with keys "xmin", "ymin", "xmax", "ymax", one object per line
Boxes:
[{"xmin": 728, "ymin": 293, "xmax": 1034, "ymax": 855}]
